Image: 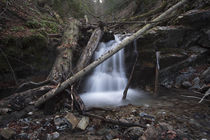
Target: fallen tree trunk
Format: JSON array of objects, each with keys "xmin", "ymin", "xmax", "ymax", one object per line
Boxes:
[
  {"xmin": 34, "ymin": 0, "xmax": 189, "ymax": 107},
  {"xmin": 48, "ymin": 19, "xmax": 80, "ymax": 83},
  {"xmin": 74, "ymin": 27, "xmax": 103, "ymax": 73}
]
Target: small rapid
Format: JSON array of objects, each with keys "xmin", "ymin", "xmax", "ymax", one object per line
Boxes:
[{"xmin": 80, "ymin": 35, "xmax": 148, "ymax": 107}]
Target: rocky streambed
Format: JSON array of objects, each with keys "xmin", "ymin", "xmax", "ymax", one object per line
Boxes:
[{"xmin": 0, "ymin": 88, "xmax": 209, "ymax": 140}]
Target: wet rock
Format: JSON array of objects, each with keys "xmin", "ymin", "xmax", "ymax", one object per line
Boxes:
[
  {"xmin": 47, "ymin": 132, "xmax": 60, "ymax": 140},
  {"xmin": 47, "ymin": 132, "xmax": 59, "ymax": 140},
  {"xmin": 191, "ymin": 77, "xmax": 201, "ymax": 90},
  {"xmin": 18, "ymin": 133, "xmax": 28, "ymax": 139},
  {"xmin": 175, "ymin": 67, "xmax": 196, "ymax": 88},
  {"xmin": 199, "ymin": 29, "xmax": 210, "ymax": 48},
  {"xmin": 188, "ymin": 119, "xmax": 201, "ymax": 127},
  {"xmin": 182, "ymin": 81, "xmax": 192, "ymax": 88},
  {"xmin": 176, "ymin": 9, "xmax": 210, "ymax": 28},
  {"xmin": 124, "ymin": 127, "xmax": 144, "ymax": 139},
  {"xmin": 101, "ymin": 32, "xmax": 114, "ymax": 42},
  {"xmin": 188, "ymin": 46, "xmax": 207, "ymax": 54},
  {"xmin": 96, "ymin": 128, "xmax": 112, "ymax": 135},
  {"xmin": 54, "ymin": 116, "xmax": 71, "ymax": 130},
  {"xmin": 65, "ymin": 112, "xmax": 79, "ymax": 129},
  {"xmin": 201, "ymin": 67, "xmax": 210, "ymax": 83},
  {"xmin": 77, "ymin": 117, "xmax": 89, "ymax": 130},
  {"xmin": 0, "ymin": 128, "xmax": 16, "ymax": 139},
  {"xmin": 140, "ymin": 123, "xmax": 175, "ymax": 140}
]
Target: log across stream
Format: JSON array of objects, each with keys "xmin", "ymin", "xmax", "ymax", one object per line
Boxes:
[{"xmin": 80, "ymin": 35, "xmax": 149, "ymax": 107}]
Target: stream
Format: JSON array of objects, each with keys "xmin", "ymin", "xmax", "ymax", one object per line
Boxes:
[{"xmin": 80, "ymin": 35, "xmax": 149, "ymax": 107}]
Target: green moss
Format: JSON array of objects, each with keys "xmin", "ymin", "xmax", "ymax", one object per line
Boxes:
[
  {"xmin": 10, "ymin": 26, "xmax": 25, "ymax": 32},
  {"xmin": 26, "ymin": 19, "xmax": 41, "ymax": 29},
  {"xmin": 40, "ymin": 20, "xmax": 59, "ymax": 33}
]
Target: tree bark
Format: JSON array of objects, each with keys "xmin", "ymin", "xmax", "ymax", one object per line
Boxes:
[
  {"xmin": 48, "ymin": 19, "xmax": 80, "ymax": 83},
  {"xmin": 74, "ymin": 27, "xmax": 103, "ymax": 73},
  {"xmin": 34, "ymin": 0, "xmax": 189, "ymax": 107}
]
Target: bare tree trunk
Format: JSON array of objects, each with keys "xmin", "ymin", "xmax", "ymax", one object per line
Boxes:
[
  {"xmin": 122, "ymin": 56, "xmax": 138, "ymax": 100},
  {"xmin": 34, "ymin": 0, "xmax": 189, "ymax": 107},
  {"xmin": 74, "ymin": 27, "xmax": 103, "ymax": 73}
]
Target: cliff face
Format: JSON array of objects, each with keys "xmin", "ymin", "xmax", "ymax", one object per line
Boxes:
[{"xmin": 123, "ymin": 1, "xmax": 210, "ymax": 91}]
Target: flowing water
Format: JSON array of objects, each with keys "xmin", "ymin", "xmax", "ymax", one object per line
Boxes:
[{"xmin": 80, "ymin": 35, "xmax": 149, "ymax": 107}]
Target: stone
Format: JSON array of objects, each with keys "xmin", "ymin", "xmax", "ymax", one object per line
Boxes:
[
  {"xmin": 188, "ymin": 46, "xmax": 207, "ymax": 54},
  {"xmin": 201, "ymin": 67, "xmax": 210, "ymax": 78},
  {"xmin": 201, "ymin": 67, "xmax": 210, "ymax": 83},
  {"xmin": 124, "ymin": 127, "xmax": 144, "ymax": 139},
  {"xmin": 175, "ymin": 67, "xmax": 195, "ymax": 88},
  {"xmin": 191, "ymin": 77, "xmax": 201, "ymax": 90},
  {"xmin": 141, "ymin": 123, "xmax": 175, "ymax": 140},
  {"xmin": 54, "ymin": 116, "xmax": 72, "ymax": 130},
  {"xmin": 182, "ymin": 81, "xmax": 192, "ymax": 88},
  {"xmin": 52, "ymin": 132, "xmax": 60, "ymax": 139},
  {"xmin": 0, "ymin": 128, "xmax": 16, "ymax": 139},
  {"xmin": 65, "ymin": 112, "xmax": 79, "ymax": 129},
  {"xmin": 77, "ymin": 117, "xmax": 89, "ymax": 130}
]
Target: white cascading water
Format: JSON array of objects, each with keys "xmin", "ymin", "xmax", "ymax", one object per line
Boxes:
[{"xmin": 80, "ymin": 35, "xmax": 147, "ymax": 107}]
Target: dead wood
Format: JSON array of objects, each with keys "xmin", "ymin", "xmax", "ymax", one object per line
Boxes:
[
  {"xmin": 74, "ymin": 27, "xmax": 103, "ymax": 73},
  {"xmin": 48, "ymin": 19, "xmax": 80, "ymax": 83},
  {"xmin": 129, "ymin": 0, "xmax": 167, "ymax": 21},
  {"xmin": 34, "ymin": 0, "xmax": 189, "ymax": 108},
  {"xmin": 122, "ymin": 55, "xmax": 138, "ymax": 100},
  {"xmin": 0, "ymin": 86, "xmax": 53, "ymax": 109},
  {"xmin": 16, "ymin": 80, "xmax": 51, "ymax": 93}
]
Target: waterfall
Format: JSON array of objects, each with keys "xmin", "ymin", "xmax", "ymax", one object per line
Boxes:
[
  {"xmin": 80, "ymin": 35, "xmax": 146, "ymax": 107},
  {"xmin": 84, "ymin": 35, "xmax": 127, "ymax": 92}
]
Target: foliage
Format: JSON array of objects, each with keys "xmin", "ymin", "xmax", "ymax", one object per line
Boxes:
[
  {"xmin": 52, "ymin": 0, "xmax": 85, "ymax": 18},
  {"xmin": 26, "ymin": 19, "xmax": 59, "ymax": 33},
  {"xmin": 10, "ymin": 26, "xmax": 25, "ymax": 32}
]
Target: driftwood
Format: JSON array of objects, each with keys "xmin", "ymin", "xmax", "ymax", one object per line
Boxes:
[{"xmin": 34, "ymin": 0, "xmax": 189, "ymax": 107}]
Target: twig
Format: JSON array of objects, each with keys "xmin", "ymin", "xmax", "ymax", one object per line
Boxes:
[
  {"xmin": 199, "ymin": 89, "xmax": 210, "ymax": 103},
  {"xmin": 16, "ymin": 80, "xmax": 51, "ymax": 93},
  {"xmin": 181, "ymin": 95, "xmax": 210, "ymax": 102},
  {"xmin": 0, "ymin": 48, "xmax": 18, "ymax": 85}
]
